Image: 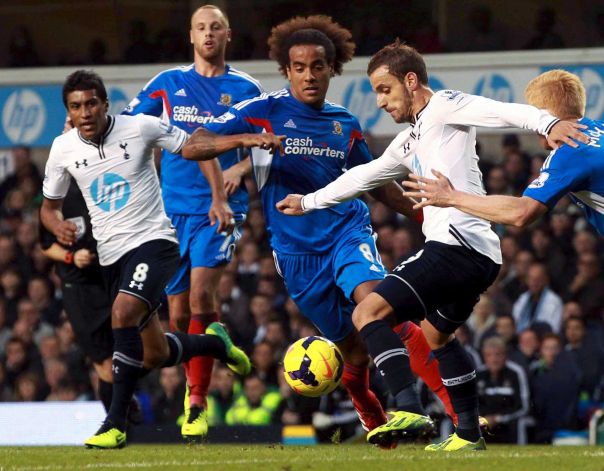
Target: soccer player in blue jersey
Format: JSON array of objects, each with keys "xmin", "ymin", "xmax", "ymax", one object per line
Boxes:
[
  {"xmin": 403, "ymin": 69, "xmax": 604, "ymax": 236},
  {"xmin": 123, "ymin": 5, "xmax": 262, "ymax": 440},
  {"xmin": 181, "ymin": 15, "xmax": 459, "ymax": 444}
]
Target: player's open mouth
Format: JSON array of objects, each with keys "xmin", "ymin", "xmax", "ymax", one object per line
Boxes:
[{"xmin": 304, "ymin": 87, "xmax": 319, "ymax": 94}]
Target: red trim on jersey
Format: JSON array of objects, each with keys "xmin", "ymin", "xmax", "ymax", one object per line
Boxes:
[
  {"xmin": 149, "ymin": 89, "xmax": 172, "ymax": 117},
  {"xmin": 244, "ymin": 117, "xmax": 274, "ymax": 133},
  {"xmin": 347, "ymin": 128, "xmax": 363, "ymax": 153}
]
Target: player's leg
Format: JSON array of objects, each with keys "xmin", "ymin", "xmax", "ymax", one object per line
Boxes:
[
  {"xmin": 394, "ymin": 321, "xmax": 456, "ymax": 423},
  {"xmin": 182, "ymin": 214, "xmax": 242, "ymax": 439}
]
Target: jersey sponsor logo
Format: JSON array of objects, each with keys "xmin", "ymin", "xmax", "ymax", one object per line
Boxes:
[
  {"xmin": 332, "ymin": 121, "xmax": 343, "ymax": 135},
  {"xmin": 283, "ymin": 119, "xmax": 297, "ymax": 129},
  {"xmin": 283, "ymin": 137, "xmax": 345, "ymax": 159},
  {"xmin": 528, "ymin": 171, "xmax": 549, "ymax": 189},
  {"xmin": 175, "ymin": 88, "xmax": 187, "ymax": 97},
  {"xmin": 172, "ymin": 105, "xmax": 215, "ymax": 124},
  {"xmin": 90, "ymin": 173, "xmax": 131, "ymax": 212},
  {"xmin": 218, "ymin": 93, "xmax": 232, "ymax": 106},
  {"xmin": 2, "ymin": 89, "xmax": 46, "ymax": 144}
]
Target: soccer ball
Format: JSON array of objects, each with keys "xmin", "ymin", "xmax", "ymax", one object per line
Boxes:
[{"xmin": 283, "ymin": 336, "xmax": 344, "ymax": 397}]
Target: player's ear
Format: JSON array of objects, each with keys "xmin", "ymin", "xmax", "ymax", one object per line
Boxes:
[
  {"xmin": 405, "ymin": 72, "xmax": 418, "ymax": 91},
  {"xmin": 190, "ymin": 29, "xmax": 194, "ymax": 45},
  {"xmin": 285, "ymin": 65, "xmax": 292, "ymax": 81},
  {"xmin": 104, "ymin": 100, "xmax": 109, "ymax": 113},
  {"xmin": 226, "ymin": 28, "xmax": 232, "ymax": 43}
]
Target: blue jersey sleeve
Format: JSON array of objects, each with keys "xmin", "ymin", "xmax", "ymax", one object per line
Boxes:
[
  {"xmin": 204, "ymin": 96, "xmax": 267, "ymax": 135},
  {"xmin": 122, "ymin": 74, "xmax": 165, "ymax": 117},
  {"xmin": 523, "ymin": 147, "xmax": 588, "ymax": 208},
  {"xmin": 346, "ymin": 119, "xmax": 373, "ymax": 169}
]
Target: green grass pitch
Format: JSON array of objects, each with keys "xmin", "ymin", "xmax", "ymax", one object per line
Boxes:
[{"xmin": 1, "ymin": 444, "xmax": 603, "ymax": 471}]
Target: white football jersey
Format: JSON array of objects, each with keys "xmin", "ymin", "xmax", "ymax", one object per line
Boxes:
[
  {"xmin": 303, "ymin": 90, "xmax": 561, "ymax": 264},
  {"xmin": 43, "ymin": 114, "xmax": 187, "ymax": 265}
]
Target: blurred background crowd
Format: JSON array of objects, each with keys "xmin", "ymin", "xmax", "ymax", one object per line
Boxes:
[
  {"xmin": 0, "ymin": 1, "xmax": 603, "ymax": 68},
  {"xmin": 1, "ymin": 131, "xmax": 603, "ymax": 444}
]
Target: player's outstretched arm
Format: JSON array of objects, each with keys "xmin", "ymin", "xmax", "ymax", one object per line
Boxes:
[
  {"xmin": 402, "ymin": 170, "xmax": 548, "ymax": 227},
  {"xmin": 182, "ymin": 128, "xmax": 285, "ymax": 161},
  {"xmin": 368, "ymin": 181, "xmax": 421, "ymax": 221},
  {"xmin": 40, "ymin": 198, "xmax": 78, "ymax": 246}
]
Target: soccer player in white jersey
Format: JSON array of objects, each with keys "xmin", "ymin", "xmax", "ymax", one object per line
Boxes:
[
  {"xmin": 402, "ymin": 70, "xmax": 604, "ymax": 236},
  {"xmin": 40, "ymin": 70, "xmax": 251, "ymax": 449},
  {"xmin": 276, "ymin": 41, "xmax": 587, "ymax": 451}
]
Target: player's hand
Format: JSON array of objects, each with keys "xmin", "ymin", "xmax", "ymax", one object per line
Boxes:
[
  {"xmin": 547, "ymin": 120, "xmax": 588, "ymax": 149},
  {"xmin": 73, "ymin": 248, "xmax": 96, "ymax": 269},
  {"xmin": 209, "ymin": 199, "xmax": 235, "ymax": 234},
  {"xmin": 276, "ymin": 194, "xmax": 305, "ymax": 216},
  {"xmin": 55, "ymin": 220, "xmax": 78, "ymax": 246},
  {"xmin": 222, "ymin": 166, "xmax": 243, "ymax": 197},
  {"xmin": 402, "ymin": 170, "xmax": 456, "ymax": 209},
  {"xmin": 243, "ymin": 133, "xmax": 286, "ymax": 155},
  {"xmin": 63, "ymin": 116, "xmax": 73, "ymax": 134}
]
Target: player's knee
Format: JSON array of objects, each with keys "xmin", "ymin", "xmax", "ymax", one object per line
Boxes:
[
  {"xmin": 170, "ymin": 310, "xmax": 190, "ymax": 332},
  {"xmin": 337, "ymin": 334, "xmax": 369, "ymax": 368},
  {"xmin": 143, "ymin": 342, "xmax": 169, "ymax": 369},
  {"xmin": 111, "ymin": 304, "xmax": 139, "ymax": 327},
  {"xmin": 189, "ymin": 284, "xmax": 215, "ymax": 313}
]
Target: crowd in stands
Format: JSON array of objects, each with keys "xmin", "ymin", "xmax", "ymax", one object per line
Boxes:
[
  {"xmin": 1, "ymin": 133, "xmax": 604, "ymax": 444},
  {"xmin": 3, "ymin": 4, "xmax": 604, "ymax": 68}
]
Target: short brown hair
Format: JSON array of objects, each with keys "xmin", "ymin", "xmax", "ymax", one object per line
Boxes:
[
  {"xmin": 268, "ymin": 15, "xmax": 355, "ymax": 77},
  {"xmin": 367, "ymin": 39, "xmax": 428, "ymax": 85},
  {"xmin": 524, "ymin": 70, "xmax": 585, "ymax": 119}
]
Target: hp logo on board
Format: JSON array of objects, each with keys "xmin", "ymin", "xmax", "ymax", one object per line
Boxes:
[
  {"xmin": 90, "ymin": 173, "xmax": 130, "ymax": 212},
  {"xmin": 2, "ymin": 89, "xmax": 46, "ymax": 144},
  {"xmin": 473, "ymin": 74, "xmax": 514, "ymax": 103},
  {"xmin": 342, "ymin": 78, "xmax": 382, "ymax": 131}
]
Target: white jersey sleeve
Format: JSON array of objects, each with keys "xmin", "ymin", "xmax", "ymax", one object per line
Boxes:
[
  {"xmin": 137, "ymin": 114, "xmax": 188, "ymax": 154},
  {"xmin": 43, "ymin": 137, "xmax": 71, "ymax": 200},
  {"xmin": 434, "ymin": 90, "xmax": 559, "ymax": 136},
  {"xmin": 302, "ymin": 128, "xmax": 413, "ymax": 212}
]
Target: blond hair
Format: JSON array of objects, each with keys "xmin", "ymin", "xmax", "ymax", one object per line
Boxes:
[
  {"xmin": 524, "ymin": 69, "xmax": 586, "ymax": 119},
  {"xmin": 191, "ymin": 4, "xmax": 229, "ymax": 28}
]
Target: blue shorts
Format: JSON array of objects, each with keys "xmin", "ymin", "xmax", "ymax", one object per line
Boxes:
[
  {"xmin": 274, "ymin": 230, "xmax": 386, "ymax": 342},
  {"xmin": 166, "ymin": 213, "xmax": 245, "ymax": 295}
]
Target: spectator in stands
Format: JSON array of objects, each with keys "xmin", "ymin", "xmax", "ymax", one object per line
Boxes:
[
  {"xmin": 477, "ymin": 337, "xmax": 530, "ymax": 443},
  {"xmin": 524, "ymin": 8, "xmax": 566, "ymax": 50},
  {"xmin": 459, "ymin": 6, "xmax": 505, "ymax": 52},
  {"xmin": 467, "ymin": 294, "xmax": 497, "ymax": 349},
  {"xmin": 250, "ymin": 293, "xmax": 277, "ymax": 346},
  {"xmin": 0, "ymin": 298, "xmax": 11, "ymax": 351},
  {"xmin": 237, "ymin": 241, "xmax": 261, "ymax": 295},
  {"xmin": 14, "ymin": 298, "xmax": 54, "ymax": 345},
  {"xmin": 122, "ymin": 20, "xmax": 154, "ymax": 64},
  {"xmin": 517, "ymin": 328, "xmax": 540, "ymax": 371},
  {"xmin": 153, "ymin": 366, "xmax": 186, "ymax": 425},
  {"xmin": 0, "ymin": 146, "xmax": 42, "ymax": 208},
  {"xmin": 502, "ymin": 250, "xmax": 534, "ymax": 303},
  {"xmin": 529, "ymin": 226, "xmax": 568, "ymax": 290},
  {"xmin": 252, "ymin": 341, "xmax": 279, "ymax": 389},
  {"xmin": 7, "ymin": 26, "xmax": 41, "ymax": 67},
  {"xmin": 490, "ymin": 314, "xmax": 527, "ymax": 369},
  {"xmin": 485, "ymin": 166, "xmax": 511, "ymax": 196},
  {"xmin": 225, "ymin": 374, "xmax": 281, "ymax": 425},
  {"xmin": 27, "ymin": 276, "xmax": 61, "ymax": 327},
  {"xmin": 562, "ymin": 316, "xmax": 604, "ymax": 400},
  {"xmin": 207, "ymin": 363, "xmax": 241, "ymax": 426},
  {"xmin": 512, "ymin": 263, "xmax": 563, "ymax": 334},
  {"xmin": 531, "ymin": 333, "xmax": 580, "ymax": 443},
  {"xmin": 14, "ymin": 371, "xmax": 44, "ymax": 401},
  {"xmin": 218, "ymin": 271, "xmax": 253, "ymax": 352},
  {"xmin": 565, "ymin": 252, "xmax": 604, "ymax": 322},
  {"xmin": 3, "ymin": 336, "xmax": 41, "ymax": 391}
]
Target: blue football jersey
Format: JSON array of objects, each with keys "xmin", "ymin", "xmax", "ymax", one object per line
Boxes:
[
  {"xmin": 205, "ymin": 89, "xmax": 374, "ymax": 254},
  {"xmin": 123, "ymin": 64, "xmax": 263, "ymax": 215},
  {"xmin": 524, "ymin": 117, "xmax": 604, "ymax": 235}
]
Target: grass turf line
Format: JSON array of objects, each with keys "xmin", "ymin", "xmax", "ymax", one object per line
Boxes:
[{"xmin": 1, "ymin": 444, "xmax": 604, "ymax": 471}]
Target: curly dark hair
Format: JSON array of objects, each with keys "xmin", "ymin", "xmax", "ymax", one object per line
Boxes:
[
  {"xmin": 268, "ymin": 15, "xmax": 355, "ymax": 77},
  {"xmin": 367, "ymin": 39, "xmax": 428, "ymax": 85}
]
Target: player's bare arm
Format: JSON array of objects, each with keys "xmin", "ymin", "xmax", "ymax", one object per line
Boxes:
[
  {"xmin": 547, "ymin": 120, "xmax": 588, "ymax": 149},
  {"xmin": 276, "ymin": 194, "xmax": 305, "ymax": 215},
  {"xmin": 402, "ymin": 169, "xmax": 548, "ymax": 226},
  {"xmin": 182, "ymin": 127, "xmax": 285, "ymax": 161},
  {"xmin": 367, "ymin": 181, "xmax": 420, "ymax": 220},
  {"xmin": 40, "ymin": 198, "xmax": 78, "ymax": 246},
  {"xmin": 222, "ymin": 156, "xmax": 252, "ymax": 196},
  {"xmin": 197, "ymin": 158, "xmax": 235, "ymax": 234}
]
